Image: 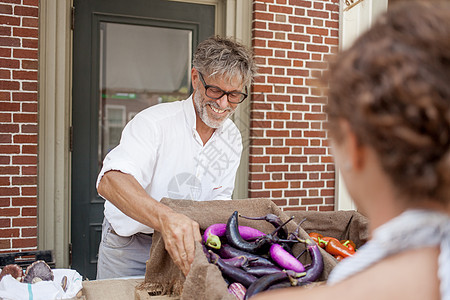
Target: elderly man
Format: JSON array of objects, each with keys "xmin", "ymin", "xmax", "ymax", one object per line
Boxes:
[{"xmin": 96, "ymin": 35, "xmax": 257, "ymax": 279}]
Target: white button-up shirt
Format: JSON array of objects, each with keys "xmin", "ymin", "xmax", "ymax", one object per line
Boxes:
[{"xmin": 96, "ymin": 96, "xmax": 243, "ymax": 236}]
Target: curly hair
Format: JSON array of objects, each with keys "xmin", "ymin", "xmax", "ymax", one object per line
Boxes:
[
  {"xmin": 325, "ymin": 1, "xmax": 450, "ymax": 204},
  {"xmin": 192, "ymin": 35, "xmax": 258, "ymax": 87}
]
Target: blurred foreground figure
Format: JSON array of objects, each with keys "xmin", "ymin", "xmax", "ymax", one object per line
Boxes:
[{"xmin": 253, "ymin": 1, "xmax": 450, "ymax": 300}]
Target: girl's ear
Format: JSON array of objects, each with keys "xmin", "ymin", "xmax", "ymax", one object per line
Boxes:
[{"xmin": 339, "ymin": 119, "xmax": 366, "ymax": 172}]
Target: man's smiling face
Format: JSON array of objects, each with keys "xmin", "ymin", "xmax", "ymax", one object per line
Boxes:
[{"xmin": 193, "ymin": 70, "xmax": 244, "ymax": 129}]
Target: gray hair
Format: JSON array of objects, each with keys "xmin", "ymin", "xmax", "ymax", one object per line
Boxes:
[{"xmin": 192, "ymin": 35, "xmax": 258, "ymax": 87}]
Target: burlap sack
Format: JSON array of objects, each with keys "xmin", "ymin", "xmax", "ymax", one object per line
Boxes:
[
  {"xmin": 286, "ymin": 210, "xmax": 369, "ymax": 248},
  {"xmin": 136, "ymin": 198, "xmax": 368, "ymax": 299}
]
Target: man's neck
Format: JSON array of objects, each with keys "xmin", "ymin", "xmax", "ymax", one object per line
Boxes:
[{"xmin": 195, "ymin": 117, "xmax": 215, "ymax": 145}]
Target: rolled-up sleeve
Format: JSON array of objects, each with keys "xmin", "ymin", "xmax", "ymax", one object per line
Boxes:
[{"xmin": 96, "ymin": 113, "xmax": 159, "ymax": 191}]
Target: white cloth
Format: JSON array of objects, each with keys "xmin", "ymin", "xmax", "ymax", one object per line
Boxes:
[
  {"xmin": 97, "ymin": 96, "xmax": 243, "ymax": 236},
  {"xmin": 0, "ymin": 269, "xmax": 82, "ymax": 300},
  {"xmin": 327, "ymin": 209, "xmax": 450, "ymax": 300}
]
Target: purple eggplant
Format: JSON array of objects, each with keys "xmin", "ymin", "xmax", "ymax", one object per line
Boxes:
[
  {"xmin": 242, "ymin": 265, "xmax": 282, "ymax": 277},
  {"xmin": 244, "ymin": 270, "xmax": 305, "ymax": 300},
  {"xmin": 239, "ymin": 213, "xmax": 290, "ymax": 239},
  {"xmin": 226, "ymin": 211, "xmax": 272, "ymax": 254},
  {"xmin": 269, "ymin": 243, "xmax": 305, "ymax": 273},
  {"xmin": 209, "ymin": 251, "xmax": 258, "ymax": 288},
  {"xmin": 221, "ymin": 256, "xmax": 249, "ymax": 268},
  {"xmin": 217, "ymin": 244, "xmax": 277, "ymax": 268},
  {"xmin": 203, "ymin": 223, "xmax": 265, "ymax": 243},
  {"xmin": 296, "ymin": 238, "xmax": 324, "ymax": 283},
  {"xmin": 228, "ymin": 282, "xmax": 246, "ymax": 300}
]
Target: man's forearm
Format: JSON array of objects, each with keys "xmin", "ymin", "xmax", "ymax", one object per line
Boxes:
[{"xmin": 97, "ymin": 170, "xmax": 172, "ymax": 232}]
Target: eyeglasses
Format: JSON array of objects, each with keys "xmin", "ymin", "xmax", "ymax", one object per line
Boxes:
[{"xmin": 198, "ymin": 71, "xmax": 248, "ymax": 104}]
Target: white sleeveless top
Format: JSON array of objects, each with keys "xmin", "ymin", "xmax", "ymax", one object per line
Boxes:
[{"xmin": 327, "ymin": 209, "xmax": 450, "ymax": 300}]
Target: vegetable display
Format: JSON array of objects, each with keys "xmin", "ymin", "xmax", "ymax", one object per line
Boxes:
[{"xmin": 203, "ymin": 211, "xmax": 327, "ymax": 299}]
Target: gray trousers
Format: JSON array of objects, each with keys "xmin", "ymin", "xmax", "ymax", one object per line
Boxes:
[{"xmin": 96, "ymin": 218, "xmax": 153, "ymax": 279}]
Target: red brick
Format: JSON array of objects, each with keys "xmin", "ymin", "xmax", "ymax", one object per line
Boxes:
[
  {"xmin": 21, "ymin": 124, "xmax": 37, "ymax": 133},
  {"xmin": 0, "ymin": 166, "xmax": 19, "ymax": 175},
  {"xmin": 0, "ymin": 16, "xmax": 20, "ymax": 26},
  {"xmin": 23, "ymin": 0, "xmax": 39, "ymax": 5},
  {"xmin": 254, "ymin": 47, "xmax": 273, "ymax": 56},
  {"xmin": 249, "ymin": 164, "xmax": 263, "ymax": 172},
  {"xmin": 0, "ymin": 102, "xmax": 20, "ymax": 112},
  {"xmin": 267, "ymin": 111, "xmax": 291, "ymax": 120},
  {"xmin": 0, "ymin": 69, "xmax": 10, "ymax": 79},
  {"xmin": 0, "ymin": 207, "xmax": 19, "ymax": 216},
  {"xmin": 304, "ymin": 148, "xmax": 326, "ymax": 155},
  {"xmin": 0, "ymin": 80, "xmax": 19, "ymax": 90},
  {"xmin": 248, "ymin": 173, "xmax": 270, "ymax": 181},
  {"xmin": 22, "ymin": 17, "xmax": 39, "ymax": 28},
  {"xmin": 267, "ymin": 76, "xmax": 290, "ymax": 84},
  {"xmin": 21, "ymin": 81, "xmax": 38, "ymax": 91},
  {"xmin": 0, "ymin": 218, "xmax": 10, "ymax": 227},
  {"xmin": 253, "ymin": 21, "xmax": 267, "ymax": 30},
  {"xmin": 0, "ymin": 134, "xmax": 11, "ymax": 143},
  {"xmin": 12, "ymin": 155, "xmax": 37, "ymax": 165},
  {"xmin": 290, "ymin": 0, "xmax": 311, "ymax": 7},
  {"xmin": 21, "ymin": 165, "xmax": 37, "ymax": 175},
  {"xmin": 13, "ymin": 135, "xmax": 38, "ymax": 144},
  {"xmin": 21, "ymin": 227, "xmax": 37, "ymax": 237},
  {"xmin": 22, "ymin": 60, "xmax": 38, "ymax": 70},
  {"xmin": 307, "ymin": 9, "xmax": 329, "ymax": 19},
  {"xmin": 287, "ymin": 51, "xmax": 310, "ymax": 59},
  {"xmin": 268, "ymin": 58, "xmax": 291, "ymax": 67},
  {"xmin": 0, "ymin": 156, "xmax": 10, "ymax": 164},
  {"xmin": 253, "ymin": 11, "xmax": 274, "ymax": 21},
  {"xmin": 0, "ymin": 177, "xmax": 10, "ymax": 186},
  {"xmin": 21, "ymin": 186, "xmax": 36, "ymax": 196},
  {"xmin": 12, "ymin": 92, "xmax": 37, "ymax": 101},
  {"xmin": 22, "ymin": 145, "xmax": 37, "ymax": 155},
  {"xmin": 265, "ymin": 181, "xmax": 288, "ymax": 189},
  {"xmin": 22, "ymin": 102, "xmax": 37, "ymax": 112},
  {"xmin": 0, "ymin": 93, "xmax": 10, "ymax": 101},
  {"xmin": 12, "ymin": 237, "xmax": 37, "ymax": 248},
  {"xmin": 13, "ymin": 113, "xmax": 37, "ymax": 123},
  {"xmin": 301, "ymin": 198, "xmax": 323, "ymax": 205},
  {"xmin": 266, "ymin": 130, "xmax": 289, "ymax": 138},
  {"xmin": 13, "ymin": 28, "xmax": 38, "ymax": 38},
  {"xmin": 268, "ymin": 23, "xmax": 292, "ymax": 32},
  {"xmin": 0, "ymin": 37, "xmax": 20, "ymax": 47},
  {"xmin": 254, "ymin": 30, "xmax": 273, "ymax": 39},
  {"xmin": 0, "ymin": 239, "xmax": 10, "ymax": 249},
  {"xmin": 12, "ymin": 70, "xmax": 37, "ymax": 81},
  {"xmin": 14, "ymin": 6, "xmax": 38, "ymax": 17},
  {"xmin": 307, "ymin": 44, "xmax": 329, "ymax": 53},
  {"xmin": 21, "ymin": 207, "xmax": 36, "ymax": 216},
  {"xmin": 12, "ymin": 176, "xmax": 37, "ymax": 186},
  {"xmin": 0, "ymin": 144, "xmax": 20, "ymax": 154},
  {"xmin": 13, "ymin": 49, "xmax": 37, "ymax": 59},
  {"xmin": 0, "ymin": 4, "xmax": 13, "ymax": 14},
  {"xmin": 306, "ymin": 27, "xmax": 328, "ymax": 36},
  {"xmin": 248, "ymin": 191, "xmax": 271, "ymax": 198},
  {"xmin": 0, "ymin": 228, "xmax": 19, "ymax": 238},
  {"xmin": 0, "ymin": 48, "xmax": 11, "ymax": 57},
  {"xmin": 303, "ymin": 164, "xmax": 325, "ymax": 172},
  {"xmin": 288, "ymin": 15, "xmax": 310, "ymax": 25},
  {"xmin": 0, "ymin": 26, "xmax": 11, "ymax": 36},
  {"xmin": 252, "ymin": 85, "xmax": 272, "ymax": 93},
  {"xmin": 285, "ymin": 189, "xmax": 307, "ymax": 197},
  {"xmin": 268, "ymin": 4, "xmax": 292, "ymax": 14},
  {"xmin": 12, "ymin": 196, "xmax": 36, "ymax": 206},
  {"xmin": 265, "ymin": 163, "xmax": 289, "ymax": 172}
]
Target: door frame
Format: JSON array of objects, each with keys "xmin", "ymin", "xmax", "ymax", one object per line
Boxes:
[
  {"xmin": 335, "ymin": 0, "xmax": 388, "ymax": 211},
  {"xmin": 38, "ymin": 0, "xmax": 252, "ymax": 268}
]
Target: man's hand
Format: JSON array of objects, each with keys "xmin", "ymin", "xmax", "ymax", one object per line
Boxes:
[{"xmin": 158, "ymin": 210, "xmax": 202, "ymax": 276}]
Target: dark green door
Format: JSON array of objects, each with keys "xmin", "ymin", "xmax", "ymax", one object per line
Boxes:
[{"xmin": 72, "ymin": 0, "xmax": 215, "ymax": 279}]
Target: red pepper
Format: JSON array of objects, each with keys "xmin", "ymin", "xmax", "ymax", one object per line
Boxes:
[
  {"xmin": 340, "ymin": 239, "xmax": 356, "ymax": 252},
  {"xmin": 334, "ymin": 255, "xmax": 344, "ymax": 262},
  {"xmin": 324, "ymin": 237, "xmax": 355, "ymax": 258},
  {"xmin": 308, "ymin": 232, "xmax": 325, "ymax": 248}
]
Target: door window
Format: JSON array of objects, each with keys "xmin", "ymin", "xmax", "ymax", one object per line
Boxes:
[{"xmin": 98, "ymin": 22, "xmax": 192, "ymax": 161}]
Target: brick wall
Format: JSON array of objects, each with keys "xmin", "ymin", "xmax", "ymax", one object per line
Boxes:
[
  {"xmin": 0, "ymin": 0, "xmax": 39, "ymax": 253},
  {"xmin": 249, "ymin": 0, "xmax": 339, "ymax": 212}
]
